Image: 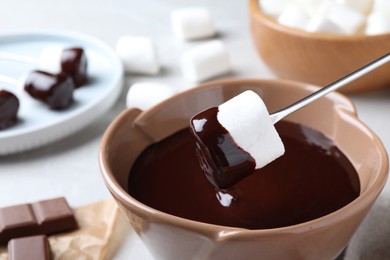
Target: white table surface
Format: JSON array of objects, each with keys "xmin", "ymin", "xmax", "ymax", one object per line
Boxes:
[{"xmin": 1, "ymin": 1, "xmax": 390, "ymax": 259}]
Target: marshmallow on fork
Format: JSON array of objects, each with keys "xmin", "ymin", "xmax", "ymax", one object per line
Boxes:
[
  {"xmin": 171, "ymin": 7, "xmax": 215, "ymax": 40},
  {"xmin": 126, "ymin": 82, "xmax": 176, "ymax": 111},
  {"xmin": 0, "ymin": 47, "xmax": 87, "ymax": 87},
  {"xmin": 190, "ymin": 90, "xmax": 285, "ymax": 189},
  {"xmin": 192, "ymin": 51, "xmax": 390, "ymax": 188},
  {"xmin": 0, "ymin": 71, "xmax": 75, "ymax": 110}
]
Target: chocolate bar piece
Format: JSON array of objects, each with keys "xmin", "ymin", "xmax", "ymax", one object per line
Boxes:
[
  {"xmin": 0, "ymin": 197, "xmax": 78, "ymax": 245},
  {"xmin": 8, "ymin": 235, "xmax": 51, "ymax": 260}
]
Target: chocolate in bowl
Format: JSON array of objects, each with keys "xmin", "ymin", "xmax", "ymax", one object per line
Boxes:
[
  {"xmin": 129, "ymin": 120, "xmax": 360, "ymax": 229},
  {"xmin": 99, "ymin": 79, "xmax": 388, "ymax": 260}
]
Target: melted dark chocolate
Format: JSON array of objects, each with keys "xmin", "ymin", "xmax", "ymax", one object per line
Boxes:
[
  {"xmin": 128, "ymin": 121, "xmax": 360, "ymax": 229},
  {"xmin": 24, "ymin": 70, "xmax": 75, "ymax": 110},
  {"xmin": 0, "ymin": 90, "xmax": 19, "ymax": 130},
  {"xmin": 190, "ymin": 107, "xmax": 256, "ymax": 189},
  {"xmin": 61, "ymin": 47, "xmax": 88, "ymax": 87}
]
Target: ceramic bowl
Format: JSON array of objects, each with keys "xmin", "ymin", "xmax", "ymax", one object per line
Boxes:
[
  {"xmin": 249, "ymin": 0, "xmax": 390, "ymax": 93},
  {"xmin": 99, "ymin": 79, "xmax": 388, "ymax": 259}
]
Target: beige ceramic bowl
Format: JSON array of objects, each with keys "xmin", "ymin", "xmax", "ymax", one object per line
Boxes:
[
  {"xmin": 249, "ymin": 0, "xmax": 390, "ymax": 93},
  {"xmin": 99, "ymin": 79, "xmax": 388, "ymax": 260}
]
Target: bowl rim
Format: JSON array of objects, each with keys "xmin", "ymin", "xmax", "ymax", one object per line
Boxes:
[
  {"xmin": 249, "ymin": 0, "xmax": 390, "ymax": 41},
  {"xmin": 99, "ymin": 78, "xmax": 389, "ymax": 240}
]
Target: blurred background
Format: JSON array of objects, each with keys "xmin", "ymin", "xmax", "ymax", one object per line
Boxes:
[{"xmin": 1, "ymin": 0, "xmax": 390, "ymax": 258}]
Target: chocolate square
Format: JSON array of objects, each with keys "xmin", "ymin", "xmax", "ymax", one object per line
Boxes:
[
  {"xmin": 0, "ymin": 204, "xmax": 38, "ymax": 244},
  {"xmin": 8, "ymin": 235, "xmax": 51, "ymax": 260},
  {"xmin": 31, "ymin": 197, "xmax": 78, "ymax": 234}
]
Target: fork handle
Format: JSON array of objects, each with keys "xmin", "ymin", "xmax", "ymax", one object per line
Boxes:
[{"xmin": 270, "ymin": 52, "xmax": 390, "ymax": 124}]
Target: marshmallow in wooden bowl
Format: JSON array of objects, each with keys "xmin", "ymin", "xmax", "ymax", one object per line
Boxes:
[
  {"xmin": 259, "ymin": 0, "xmax": 390, "ymax": 35},
  {"xmin": 317, "ymin": 1, "xmax": 365, "ymax": 34},
  {"xmin": 277, "ymin": 4, "xmax": 311, "ymax": 30},
  {"xmin": 306, "ymin": 8, "xmax": 346, "ymax": 34},
  {"xmin": 335, "ymin": 0, "xmax": 373, "ymax": 15},
  {"xmin": 372, "ymin": 0, "xmax": 390, "ymax": 15},
  {"xmin": 294, "ymin": 0, "xmax": 324, "ymax": 16},
  {"xmin": 365, "ymin": 12, "xmax": 390, "ymax": 35}
]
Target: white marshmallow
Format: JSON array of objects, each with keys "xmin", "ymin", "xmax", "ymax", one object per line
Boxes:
[
  {"xmin": 180, "ymin": 40, "xmax": 230, "ymax": 82},
  {"xmin": 126, "ymin": 82, "xmax": 176, "ymax": 111},
  {"xmin": 277, "ymin": 4, "xmax": 311, "ymax": 30},
  {"xmin": 259, "ymin": 0, "xmax": 290, "ymax": 18},
  {"xmin": 335, "ymin": 0, "xmax": 373, "ymax": 15},
  {"xmin": 365, "ymin": 12, "xmax": 390, "ymax": 35},
  {"xmin": 306, "ymin": 11, "xmax": 346, "ymax": 34},
  {"xmin": 315, "ymin": 1, "xmax": 366, "ymax": 34},
  {"xmin": 217, "ymin": 90, "xmax": 285, "ymax": 169},
  {"xmin": 293, "ymin": 0, "xmax": 325, "ymax": 16},
  {"xmin": 171, "ymin": 7, "xmax": 215, "ymax": 40},
  {"xmin": 38, "ymin": 46, "xmax": 63, "ymax": 74},
  {"xmin": 372, "ymin": 0, "xmax": 390, "ymax": 16},
  {"xmin": 116, "ymin": 36, "xmax": 160, "ymax": 75}
]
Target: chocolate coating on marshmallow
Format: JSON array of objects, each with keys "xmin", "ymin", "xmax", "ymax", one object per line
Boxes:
[
  {"xmin": 24, "ymin": 70, "xmax": 75, "ymax": 110},
  {"xmin": 0, "ymin": 90, "xmax": 19, "ymax": 130},
  {"xmin": 61, "ymin": 47, "xmax": 88, "ymax": 87},
  {"xmin": 190, "ymin": 90, "xmax": 285, "ymax": 189},
  {"xmin": 190, "ymin": 107, "xmax": 256, "ymax": 189}
]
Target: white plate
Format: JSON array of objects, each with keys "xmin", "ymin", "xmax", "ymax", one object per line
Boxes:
[{"xmin": 0, "ymin": 30, "xmax": 123, "ymax": 155}]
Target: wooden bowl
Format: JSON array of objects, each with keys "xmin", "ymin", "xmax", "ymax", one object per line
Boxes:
[{"xmin": 249, "ymin": 0, "xmax": 390, "ymax": 93}]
